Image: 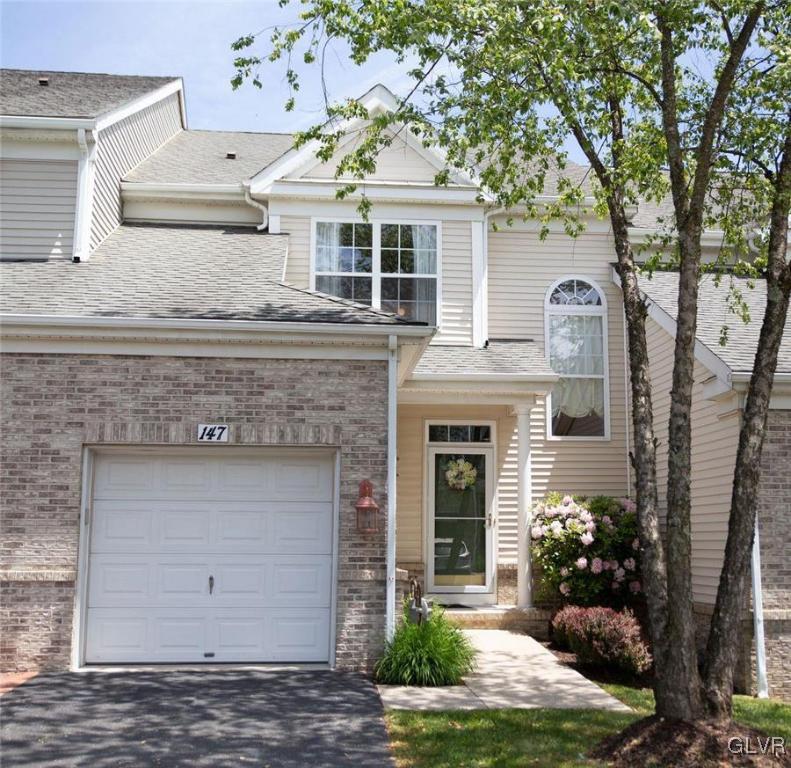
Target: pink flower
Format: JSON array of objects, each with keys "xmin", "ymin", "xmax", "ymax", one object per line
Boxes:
[
  {"xmin": 585, "ymin": 521, "xmax": 596, "ymax": 532},
  {"xmin": 579, "ymin": 510, "xmax": 593, "ymax": 523},
  {"xmin": 601, "ymin": 515, "xmax": 612, "ymax": 526},
  {"xmin": 614, "ymin": 567, "xmax": 626, "ymax": 582},
  {"xmin": 550, "ymin": 520, "xmax": 563, "ymax": 534},
  {"xmin": 531, "ymin": 526, "xmax": 543, "ymax": 540},
  {"xmin": 624, "ymin": 557, "xmax": 636, "ymax": 571},
  {"xmin": 608, "ymin": 560, "xmax": 619, "ymax": 571},
  {"xmin": 591, "ymin": 557, "xmax": 603, "ymax": 574},
  {"xmin": 632, "ymin": 538, "xmax": 640, "ymax": 551},
  {"xmin": 560, "ymin": 567, "xmax": 570, "ymax": 577},
  {"xmin": 580, "ymin": 532, "xmax": 594, "ymax": 546},
  {"xmin": 622, "ymin": 499, "xmax": 637, "ymax": 513},
  {"xmin": 611, "ymin": 581, "xmax": 621, "ymax": 591},
  {"xmin": 629, "ymin": 580, "xmax": 642, "ymax": 593},
  {"xmin": 559, "ymin": 582, "xmax": 571, "ymax": 596},
  {"xmin": 562, "ymin": 495, "xmax": 573, "ymax": 506},
  {"xmin": 575, "ymin": 557, "xmax": 588, "ymax": 570}
]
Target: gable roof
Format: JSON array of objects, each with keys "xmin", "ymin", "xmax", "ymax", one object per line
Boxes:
[
  {"xmin": 125, "ymin": 130, "xmax": 294, "ymax": 185},
  {"xmin": 0, "ymin": 223, "xmax": 425, "ymax": 327},
  {"xmin": 639, "ymin": 270, "xmax": 791, "ymax": 375},
  {"xmin": 0, "ymin": 69, "xmax": 178, "ymax": 119},
  {"xmin": 411, "ymin": 340, "xmax": 555, "ymax": 380}
]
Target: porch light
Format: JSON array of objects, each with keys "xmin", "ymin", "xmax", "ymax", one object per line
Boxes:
[{"xmin": 355, "ymin": 479, "xmax": 379, "ymax": 534}]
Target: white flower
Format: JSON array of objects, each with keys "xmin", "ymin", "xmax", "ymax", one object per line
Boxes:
[
  {"xmin": 531, "ymin": 525, "xmax": 544, "ymax": 540},
  {"xmin": 550, "ymin": 520, "xmax": 563, "ymax": 535},
  {"xmin": 614, "ymin": 567, "xmax": 626, "ymax": 582},
  {"xmin": 580, "ymin": 532, "xmax": 594, "ymax": 546}
]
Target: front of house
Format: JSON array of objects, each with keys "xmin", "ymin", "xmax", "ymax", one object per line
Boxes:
[{"xmin": 0, "ymin": 70, "xmax": 787, "ymax": 698}]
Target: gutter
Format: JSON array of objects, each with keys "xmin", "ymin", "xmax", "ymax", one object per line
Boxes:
[
  {"xmin": 120, "ymin": 182, "xmax": 244, "ymax": 202},
  {"xmin": 385, "ymin": 334, "xmax": 398, "ymax": 641},
  {"xmin": 411, "ymin": 372, "xmax": 558, "ymax": 383},
  {"xmin": 0, "ymin": 115, "xmax": 96, "ymax": 130},
  {"xmin": 0, "ymin": 313, "xmax": 434, "ymax": 338},
  {"xmin": 243, "ymin": 182, "xmax": 269, "ymax": 231}
]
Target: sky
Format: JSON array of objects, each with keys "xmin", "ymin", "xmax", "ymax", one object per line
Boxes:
[{"xmin": 0, "ymin": 0, "xmax": 415, "ymax": 133}]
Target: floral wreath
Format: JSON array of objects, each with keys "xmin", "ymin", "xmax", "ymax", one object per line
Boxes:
[{"xmin": 445, "ymin": 458, "xmax": 477, "ymax": 491}]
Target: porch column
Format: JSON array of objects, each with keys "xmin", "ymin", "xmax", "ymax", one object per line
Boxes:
[{"xmin": 512, "ymin": 402, "xmax": 533, "ymax": 608}]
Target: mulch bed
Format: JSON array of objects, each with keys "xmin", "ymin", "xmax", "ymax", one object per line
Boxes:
[
  {"xmin": 540, "ymin": 640, "xmax": 654, "ymax": 688},
  {"xmin": 590, "ymin": 715, "xmax": 791, "ymax": 767}
]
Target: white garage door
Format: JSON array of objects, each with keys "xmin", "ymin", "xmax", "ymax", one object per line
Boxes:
[{"xmin": 85, "ymin": 450, "xmax": 335, "ymax": 664}]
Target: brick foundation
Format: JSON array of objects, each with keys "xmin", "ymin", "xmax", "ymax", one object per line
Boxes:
[{"xmin": 0, "ymin": 353, "xmax": 389, "ymax": 673}]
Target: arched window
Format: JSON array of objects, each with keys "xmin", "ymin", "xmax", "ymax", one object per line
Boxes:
[{"xmin": 545, "ymin": 277, "xmax": 609, "ymax": 438}]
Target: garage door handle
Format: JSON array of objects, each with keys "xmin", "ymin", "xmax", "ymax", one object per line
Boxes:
[{"xmin": 208, "ymin": 575, "xmax": 215, "ymax": 595}]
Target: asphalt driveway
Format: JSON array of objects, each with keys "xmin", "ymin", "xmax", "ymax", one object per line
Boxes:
[{"xmin": 0, "ymin": 669, "xmax": 394, "ymax": 768}]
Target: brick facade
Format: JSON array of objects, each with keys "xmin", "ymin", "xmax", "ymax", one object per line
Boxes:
[{"xmin": 0, "ymin": 353, "xmax": 389, "ymax": 673}]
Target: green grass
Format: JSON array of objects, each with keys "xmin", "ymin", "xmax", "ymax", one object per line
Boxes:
[{"xmin": 386, "ymin": 686, "xmax": 791, "ymax": 768}]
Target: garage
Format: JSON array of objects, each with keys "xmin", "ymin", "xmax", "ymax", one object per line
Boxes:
[{"xmin": 83, "ymin": 449, "xmax": 336, "ymax": 664}]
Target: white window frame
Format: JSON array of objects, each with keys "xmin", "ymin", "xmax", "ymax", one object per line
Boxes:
[
  {"xmin": 310, "ymin": 217, "xmax": 443, "ymax": 327},
  {"xmin": 544, "ymin": 275, "xmax": 611, "ymax": 442}
]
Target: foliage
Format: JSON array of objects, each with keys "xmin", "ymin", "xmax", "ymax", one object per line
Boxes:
[
  {"xmin": 531, "ymin": 494, "xmax": 641, "ymax": 606},
  {"xmin": 552, "ymin": 605, "xmax": 652, "ymax": 676},
  {"xmin": 374, "ymin": 604, "xmax": 475, "ymax": 686}
]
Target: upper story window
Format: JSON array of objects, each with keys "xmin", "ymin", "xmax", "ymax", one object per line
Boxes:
[
  {"xmin": 545, "ymin": 277, "xmax": 609, "ymax": 439},
  {"xmin": 314, "ymin": 220, "xmax": 438, "ymax": 324}
]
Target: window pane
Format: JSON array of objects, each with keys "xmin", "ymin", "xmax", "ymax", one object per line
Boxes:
[
  {"xmin": 399, "ymin": 250, "xmax": 414, "ymax": 273},
  {"xmin": 354, "ymin": 223, "xmax": 372, "ymax": 248},
  {"xmin": 414, "ymin": 249, "xmax": 436, "ymax": 273},
  {"xmin": 382, "ymin": 224, "xmax": 399, "ymax": 248},
  {"xmin": 339, "ymin": 223, "xmax": 354, "ymax": 247},
  {"xmin": 354, "ymin": 249, "xmax": 372, "ymax": 273},
  {"xmin": 549, "ymin": 315, "xmax": 604, "ymax": 375},
  {"xmin": 400, "ymin": 225, "xmax": 414, "ymax": 249},
  {"xmin": 428, "ymin": 425, "xmax": 449, "ymax": 442},
  {"xmin": 339, "ymin": 247, "xmax": 354, "ymax": 272},
  {"xmin": 315, "ymin": 275, "xmax": 372, "ymax": 305},
  {"xmin": 550, "ymin": 278, "xmax": 602, "ymax": 306},
  {"xmin": 315, "ymin": 246, "xmax": 335, "ymax": 272},
  {"xmin": 449, "ymin": 425, "xmax": 470, "ymax": 442},
  {"xmin": 470, "ymin": 425, "xmax": 491, "ymax": 442},
  {"xmin": 381, "ymin": 277, "xmax": 436, "ymax": 324},
  {"xmin": 381, "ymin": 249, "xmax": 399, "ymax": 273},
  {"xmin": 551, "ymin": 377, "xmax": 605, "ymax": 436}
]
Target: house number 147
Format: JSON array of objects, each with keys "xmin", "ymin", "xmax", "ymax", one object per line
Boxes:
[{"xmin": 197, "ymin": 424, "xmax": 229, "ymax": 442}]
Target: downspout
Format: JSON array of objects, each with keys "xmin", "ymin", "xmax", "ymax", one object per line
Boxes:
[
  {"xmin": 243, "ymin": 182, "xmax": 269, "ymax": 231},
  {"xmin": 72, "ymin": 128, "xmax": 97, "ymax": 262},
  {"xmin": 623, "ymin": 307, "xmax": 632, "ymax": 494},
  {"xmin": 751, "ymin": 517, "xmax": 769, "ymax": 697},
  {"xmin": 385, "ymin": 334, "xmax": 398, "ymax": 641}
]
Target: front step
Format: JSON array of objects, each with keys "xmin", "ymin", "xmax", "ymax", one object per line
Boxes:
[{"xmin": 443, "ymin": 606, "xmax": 553, "ymax": 639}]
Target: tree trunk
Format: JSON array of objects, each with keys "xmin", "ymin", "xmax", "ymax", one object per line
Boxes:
[
  {"xmin": 704, "ymin": 126, "xmax": 791, "ymax": 719},
  {"xmin": 607, "ymin": 204, "xmax": 674, "ymax": 708}
]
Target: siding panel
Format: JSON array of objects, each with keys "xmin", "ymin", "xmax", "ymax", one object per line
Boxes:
[
  {"xmin": 90, "ymin": 93, "xmax": 182, "ymax": 249},
  {"xmin": 0, "ymin": 159, "xmax": 78, "ymax": 260}
]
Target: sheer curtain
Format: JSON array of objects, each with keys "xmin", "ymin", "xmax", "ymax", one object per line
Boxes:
[{"xmin": 410, "ymin": 224, "xmax": 437, "ymax": 274}]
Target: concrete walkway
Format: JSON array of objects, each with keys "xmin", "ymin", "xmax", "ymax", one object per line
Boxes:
[{"xmin": 378, "ymin": 629, "xmax": 631, "ymax": 712}]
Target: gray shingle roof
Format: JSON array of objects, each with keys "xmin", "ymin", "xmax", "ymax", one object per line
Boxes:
[
  {"xmin": 412, "ymin": 340, "xmax": 554, "ymax": 378},
  {"xmin": 0, "ymin": 69, "xmax": 178, "ymax": 119},
  {"xmin": 125, "ymin": 130, "xmax": 294, "ymax": 185},
  {"xmin": 640, "ymin": 270, "xmax": 791, "ymax": 374},
  {"xmin": 0, "ymin": 223, "xmax": 421, "ymax": 326}
]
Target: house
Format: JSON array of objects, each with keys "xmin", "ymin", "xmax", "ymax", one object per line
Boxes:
[{"xmin": 0, "ymin": 69, "xmax": 787, "ymax": 700}]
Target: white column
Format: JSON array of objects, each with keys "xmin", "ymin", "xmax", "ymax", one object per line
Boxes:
[
  {"xmin": 512, "ymin": 402, "xmax": 533, "ymax": 608},
  {"xmin": 385, "ymin": 335, "xmax": 398, "ymax": 640}
]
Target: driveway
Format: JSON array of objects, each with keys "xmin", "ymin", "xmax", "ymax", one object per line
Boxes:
[{"xmin": 0, "ymin": 669, "xmax": 394, "ymax": 768}]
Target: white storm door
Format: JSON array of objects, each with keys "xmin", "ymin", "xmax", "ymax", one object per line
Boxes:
[
  {"xmin": 85, "ymin": 450, "xmax": 334, "ymax": 664},
  {"xmin": 427, "ymin": 447, "xmax": 494, "ymax": 596}
]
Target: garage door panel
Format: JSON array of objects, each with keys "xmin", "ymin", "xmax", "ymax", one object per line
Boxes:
[
  {"xmin": 271, "ymin": 504, "xmax": 333, "ymax": 553},
  {"xmin": 94, "ymin": 457, "xmax": 155, "ymax": 497},
  {"xmin": 270, "ymin": 457, "xmax": 334, "ymax": 501},
  {"xmin": 270, "ymin": 557, "xmax": 332, "ymax": 606},
  {"xmin": 268, "ymin": 609, "xmax": 331, "ymax": 662},
  {"xmin": 88, "ymin": 558, "xmax": 152, "ymax": 604},
  {"xmin": 91, "ymin": 503, "xmax": 155, "ymax": 551},
  {"xmin": 161, "ymin": 508, "xmax": 211, "ymax": 547}
]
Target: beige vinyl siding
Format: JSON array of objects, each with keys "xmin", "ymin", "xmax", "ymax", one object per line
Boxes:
[
  {"xmin": 281, "ymin": 214, "xmax": 473, "ymax": 345},
  {"xmin": 487, "ymin": 227, "xmax": 631, "ymax": 501},
  {"xmin": 646, "ymin": 316, "xmax": 740, "ymax": 605},
  {"xmin": 298, "ymin": 131, "xmax": 438, "ymax": 182},
  {"xmin": 396, "ymin": 405, "xmax": 517, "ymax": 565},
  {"xmin": 0, "ymin": 158, "xmax": 78, "ymax": 260},
  {"xmin": 90, "ymin": 92, "xmax": 182, "ymax": 249}
]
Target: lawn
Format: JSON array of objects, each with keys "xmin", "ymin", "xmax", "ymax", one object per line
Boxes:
[{"xmin": 386, "ymin": 686, "xmax": 791, "ymax": 768}]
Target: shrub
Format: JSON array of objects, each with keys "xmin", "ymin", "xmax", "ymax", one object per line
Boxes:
[
  {"xmin": 531, "ymin": 492, "xmax": 642, "ymax": 606},
  {"xmin": 552, "ymin": 605, "xmax": 652, "ymax": 676},
  {"xmin": 374, "ymin": 604, "xmax": 476, "ymax": 686}
]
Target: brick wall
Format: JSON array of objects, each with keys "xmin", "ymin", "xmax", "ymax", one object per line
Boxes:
[{"xmin": 0, "ymin": 353, "xmax": 389, "ymax": 673}]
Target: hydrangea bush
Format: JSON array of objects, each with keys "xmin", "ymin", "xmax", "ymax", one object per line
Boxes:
[{"xmin": 531, "ymin": 492, "xmax": 642, "ymax": 606}]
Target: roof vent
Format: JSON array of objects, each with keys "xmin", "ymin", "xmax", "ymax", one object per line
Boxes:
[
  {"xmin": 38, "ymin": 77, "xmax": 50, "ymax": 86},
  {"xmin": 226, "ymin": 151, "xmax": 237, "ymax": 160}
]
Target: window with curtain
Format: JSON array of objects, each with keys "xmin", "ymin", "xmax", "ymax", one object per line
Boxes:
[
  {"xmin": 545, "ymin": 278, "xmax": 608, "ymax": 437},
  {"xmin": 314, "ymin": 221, "xmax": 438, "ymax": 324}
]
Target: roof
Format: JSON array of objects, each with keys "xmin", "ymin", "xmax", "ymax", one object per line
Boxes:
[
  {"xmin": 0, "ymin": 69, "xmax": 178, "ymax": 119},
  {"xmin": 126, "ymin": 130, "xmax": 294, "ymax": 185},
  {"xmin": 640, "ymin": 270, "xmax": 791, "ymax": 375},
  {"xmin": 0, "ymin": 223, "xmax": 422, "ymax": 326},
  {"xmin": 412, "ymin": 340, "xmax": 555, "ymax": 378}
]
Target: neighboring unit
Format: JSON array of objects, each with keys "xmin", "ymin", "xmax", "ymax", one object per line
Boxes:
[{"xmin": 0, "ymin": 69, "xmax": 788, "ymax": 700}]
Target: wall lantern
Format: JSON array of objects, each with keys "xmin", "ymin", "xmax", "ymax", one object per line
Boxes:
[{"xmin": 355, "ymin": 479, "xmax": 379, "ymax": 534}]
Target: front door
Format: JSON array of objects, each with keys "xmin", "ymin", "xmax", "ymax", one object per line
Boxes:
[{"xmin": 427, "ymin": 447, "xmax": 494, "ymax": 601}]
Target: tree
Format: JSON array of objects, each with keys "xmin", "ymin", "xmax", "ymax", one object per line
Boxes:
[{"xmin": 233, "ymin": 0, "xmax": 789, "ymax": 722}]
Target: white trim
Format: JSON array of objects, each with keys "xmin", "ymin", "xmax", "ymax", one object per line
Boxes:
[
  {"xmin": 768, "ymin": 394, "xmax": 791, "ymax": 409},
  {"xmin": 411, "ymin": 372, "xmax": 557, "ymax": 383},
  {"xmin": 268, "ymin": 214, "xmax": 281, "ymax": 235},
  {"xmin": 399, "ymin": 389, "xmax": 543, "ymax": 406},
  {"xmin": 121, "ymin": 182, "xmax": 244, "ymax": 201},
  {"xmin": 71, "ymin": 448, "xmax": 95, "ymax": 670},
  {"xmin": 0, "ymin": 116, "xmax": 95, "ymax": 129},
  {"xmin": 544, "ymin": 275, "xmax": 611, "ymax": 441},
  {"xmin": 0, "ymin": 313, "xmax": 433, "ymax": 338},
  {"xmin": 511, "ymin": 403, "xmax": 534, "ymax": 607},
  {"xmin": 94, "ymin": 80, "xmax": 183, "ymax": 132},
  {"xmin": 71, "ymin": 128, "xmax": 97, "ymax": 261},
  {"xmin": 0, "ymin": 137, "xmax": 82, "ymax": 160},
  {"xmin": 330, "ymin": 449, "xmax": 342, "ymax": 668},
  {"xmin": 270, "ymin": 198, "xmax": 484, "ymax": 222},
  {"xmin": 267, "ymin": 179, "xmax": 483, "ymax": 205},
  {"xmin": 386, "ymin": 335, "xmax": 398, "ymax": 640},
  {"xmin": 471, "ymin": 220, "xmax": 486, "ymax": 347},
  {"xmin": 752, "ymin": 518, "xmax": 769, "ymax": 697}
]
